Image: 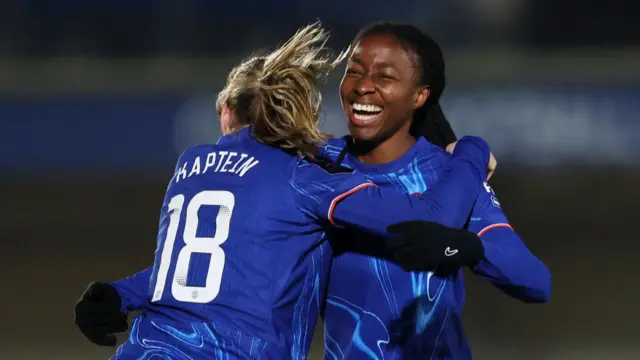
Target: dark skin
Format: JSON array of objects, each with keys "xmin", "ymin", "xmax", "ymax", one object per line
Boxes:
[{"xmin": 340, "ymin": 33, "xmax": 430, "ymax": 165}]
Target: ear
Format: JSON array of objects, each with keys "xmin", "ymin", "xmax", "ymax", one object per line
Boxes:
[
  {"xmin": 220, "ymin": 105, "xmax": 236, "ymax": 135},
  {"xmin": 412, "ymin": 86, "xmax": 430, "ymax": 110}
]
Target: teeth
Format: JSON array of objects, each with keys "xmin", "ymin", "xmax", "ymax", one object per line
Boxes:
[
  {"xmin": 353, "ymin": 103, "xmax": 382, "ymax": 113},
  {"xmin": 353, "ymin": 113, "xmax": 379, "ymax": 123}
]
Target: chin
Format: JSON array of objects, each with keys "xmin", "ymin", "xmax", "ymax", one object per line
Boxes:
[{"xmin": 348, "ymin": 125, "xmax": 378, "ymax": 143}]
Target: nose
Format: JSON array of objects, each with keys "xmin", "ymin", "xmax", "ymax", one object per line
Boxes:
[{"xmin": 353, "ymin": 77, "xmax": 375, "ymax": 96}]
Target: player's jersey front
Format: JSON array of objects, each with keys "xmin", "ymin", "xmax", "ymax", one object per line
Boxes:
[
  {"xmin": 125, "ymin": 128, "xmax": 332, "ymax": 359},
  {"xmin": 322, "ymin": 137, "xmax": 510, "ymax": 360}
]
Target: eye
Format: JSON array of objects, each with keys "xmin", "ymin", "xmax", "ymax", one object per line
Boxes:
[
  {"xmin": 345, "ymin": 68, "xmax": 362, "ymax": 76},
  {"xmin": 378, "ymin": 73, "xmax": 396, "ymax": 81}
]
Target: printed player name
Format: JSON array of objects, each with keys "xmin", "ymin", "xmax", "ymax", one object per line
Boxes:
[{"xmin": 175, "ymin": 151, "xmax": 259, "ymax": 182}]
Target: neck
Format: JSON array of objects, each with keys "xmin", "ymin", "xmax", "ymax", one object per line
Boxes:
[
  {"xmin": 351, "ymin": 131, "xmax": 417, "ymax": 165},
  {"xmin": 223, "ymin": 123, "xmax": 249, "ymax": 136}
]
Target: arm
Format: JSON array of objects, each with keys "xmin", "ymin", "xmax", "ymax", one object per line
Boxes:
[
  {"xmin": 293, "ymin": 136, "xmax": 489, "ymax": 235},
  {"xmin": 110, "ymin": 267, "xmax": 153, "ymax": 312},
  {"xmin": 107, "ymin": 157, "xmax": 188, "ymax": 312},
  {"xmin": 468, "ymin": 182, "xmax": 551, "ymax": 303}
]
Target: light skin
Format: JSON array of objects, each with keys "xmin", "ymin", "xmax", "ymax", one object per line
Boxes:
[{"xmin": 219, "ymin": 105, "xmax": 246, "ymax": 136}]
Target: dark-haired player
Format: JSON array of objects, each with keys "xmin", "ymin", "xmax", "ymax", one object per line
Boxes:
[{"xmin": 321, "ymin": 22, "xmax": 551, "ymax": 360}]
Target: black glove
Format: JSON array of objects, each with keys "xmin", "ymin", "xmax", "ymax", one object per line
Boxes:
[
  {"xmin": 74, "ymin": 281, "xmax": 128, "ymax": 347},
  {"xmin": 386, "ymin": 221, "xmax": 485, "ymax": 276}
]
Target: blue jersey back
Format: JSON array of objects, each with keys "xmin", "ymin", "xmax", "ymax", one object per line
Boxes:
[
  {"xmin": 111, "ymin": 129, "xmax": 493, "ymax": 359},
  {"xmin": 147, "ymin": 129, "xmax": 332, "ymax": 357},
  {"xmin": 322, "ymin": 137, "xmax": 510, "ymax": 360}
]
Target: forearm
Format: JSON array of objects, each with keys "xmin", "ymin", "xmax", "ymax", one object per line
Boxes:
[
  {"xmin": 110, "ymin": 267, "xmax": 153, "ymax": 312},
  {"xmin": 472, "ymin": 227, "xmax": 551, "ymax": 303}
]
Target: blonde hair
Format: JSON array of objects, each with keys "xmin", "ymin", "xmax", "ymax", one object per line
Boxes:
[{"xmin": 216, "ymin": 21, "xmax": 347, "ymax": 157}]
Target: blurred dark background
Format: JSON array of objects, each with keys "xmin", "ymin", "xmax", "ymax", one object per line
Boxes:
[{"xmin": 1, "ymin": 1, "xmax": 639, "ymax": 359}]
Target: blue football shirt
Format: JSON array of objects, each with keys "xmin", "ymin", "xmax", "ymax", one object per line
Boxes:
[
  {"xmin": 322, "ymin": 136, "xmax": 549, "ymax": 360},
  {"xmin": 110, "ymin": 130, "xmax": 490, "ymax": 359}
]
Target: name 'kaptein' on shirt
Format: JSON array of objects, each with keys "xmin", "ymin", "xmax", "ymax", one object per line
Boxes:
[{"xmin": 175, "ymin": 150, "xmax": 259, "ymax": 182}]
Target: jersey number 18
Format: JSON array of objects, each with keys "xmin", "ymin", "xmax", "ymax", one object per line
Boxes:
[{"xmin": 151, "ymin": 190, "xmax": 235, "ymax": 304}]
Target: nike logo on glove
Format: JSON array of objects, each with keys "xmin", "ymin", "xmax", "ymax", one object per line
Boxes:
[{"xmin": 444, "ymin": 247, "xmax": 459, "ymax": 256}]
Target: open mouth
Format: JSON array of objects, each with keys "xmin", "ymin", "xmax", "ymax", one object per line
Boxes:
[{"xmin": 350, "ymin": 103, "xmax": 383, "ymax": 125}]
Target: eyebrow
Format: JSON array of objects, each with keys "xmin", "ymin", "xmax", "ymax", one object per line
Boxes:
[
  {"xmin": 350, "ymin": 57, "xmax": 397, "ymax": 70},
  {"xmin": 350, "ymin": 57, "xmax": 364, "ymax": 65}
]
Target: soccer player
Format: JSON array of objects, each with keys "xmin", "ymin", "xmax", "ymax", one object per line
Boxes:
[
  {"xmin": 321, "ymin": 22, "xmax": 552, "ymax": 359},
  {"xmin": 73, "ymin": 23, "xmax": 495, "ymax": 359}
]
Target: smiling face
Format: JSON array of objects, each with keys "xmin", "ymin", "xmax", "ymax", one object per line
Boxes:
[{"xmin": 339, "ymin": 33, "xmax": 430, "ymax": 145}]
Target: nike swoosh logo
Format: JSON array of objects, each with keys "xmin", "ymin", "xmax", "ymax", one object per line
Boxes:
[{"xmin": 444, "ymin": 247, "xmax": 458, "ymax": 256}]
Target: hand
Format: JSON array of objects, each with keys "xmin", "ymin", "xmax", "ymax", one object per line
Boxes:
[
  {"xmin": 386, "ymin": 221, "xmax": 485, "ymax": 277},
  {"xmin": 446, "ymin": 141, "xmax": 497, "ymax": 181},
  {"xmin": 74, "ymin": 281, "xmax": 128, "ymax": 347}
]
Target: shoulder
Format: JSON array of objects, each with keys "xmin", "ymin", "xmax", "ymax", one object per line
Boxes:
[
  {"xmin": 326, "ymin": 136, "xmax": 348, "ymax": 149},
  {"xmin": 289, "ymin": 156, "xmax": 374, "ymax": 215},
  {"xmin": 320, "ymin": 136, "xmax": 349, "ymax": 161},
  {"xmin": 406, "ymin": 139, "xmax": 452, "ymax": 178},
  {"xmin": 178, "ymin": 144, "xmax": 218, "ymax": 159},
  {"xmin": 419, "ymin": 140, "xmax": 450, "ymax": 162},
  {"xmin": 174, "ymin": 144, "xmax": 219, "ymax": 168},
  {"xmin": 293, "ymin": 156, "xmax": 354, "ymax": 181},
  {"xmin": 290, "ymin": 155, "xmax": 372, "ymax": 195}
]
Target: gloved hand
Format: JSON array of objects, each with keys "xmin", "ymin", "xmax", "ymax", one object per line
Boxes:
[
  {"xmin": 386, "ymin": 221, "xmax": 485, "ymax": 276},
  {"xmin": 74, "ymin": 281, "xmax": 128, "ymax": 347}
]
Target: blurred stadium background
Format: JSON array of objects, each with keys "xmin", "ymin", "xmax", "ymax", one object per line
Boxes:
[{"xmin": 1, "ymin": 1, "xmax": 639, "ymax": 359}]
